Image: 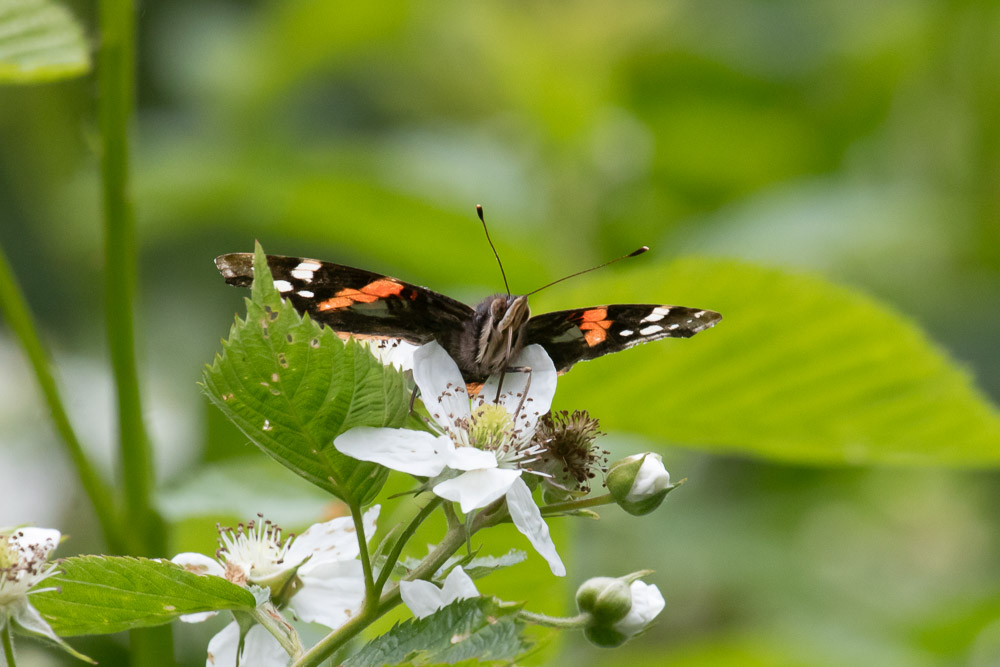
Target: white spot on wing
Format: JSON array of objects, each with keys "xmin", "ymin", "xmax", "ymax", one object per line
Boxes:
[
  {"xmin": 298, "ymin": 290, "xmax": 314, "ymax": 298},
  {"xmin": 296, "ymin": 260, "xmax": 322, "ymax": 271},
  {"xmin": 290, "ymin": 269, "xmax": 313, "ymax": 281},
  {"xmin": 669, "ymin": 323, "xmax": 680, "ymax": 330},
  {"xmin": 694, "ymin": 310, "xmax": 706, "ymax": 318},
  {"xmin": 620, "ymin": 329, "xmax": 634, "ymax": 336},
  {"xmin": 641, "ymin": 306, "xmax": 671, "ymax": 323},
  {"xmin": 273, "ymin": 280, "xmax": 293, "ymax": 292},
  {"xmin": 639, "ymin": 325, "xmax": 663, "ymax": 335}
]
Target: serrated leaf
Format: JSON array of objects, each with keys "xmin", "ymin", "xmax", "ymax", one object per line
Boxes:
[
  {"xmin": 0, "ymin": 0, "xmax": 90, "ymax": 83},
  {"xmin": 30, "ymin": 556, "xmax": 255, "ymax": 636},
  {"xmin": 343, "ymin": 598, "xmax": 530, "ymax": 667},
  {"xmin": 203, "ymin": 243, "xmax": 411, "ymax": 502},
  {"xmin": 551, "ymin": 259, "xmax": 1000, "ymax": 466}
]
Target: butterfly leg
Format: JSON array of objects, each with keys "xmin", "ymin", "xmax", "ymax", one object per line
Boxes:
[{"xmin": 408, "ymin": 385, "xmax": 419, "ymax": 414}]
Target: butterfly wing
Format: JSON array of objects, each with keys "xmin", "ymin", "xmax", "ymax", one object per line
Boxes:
[
  {"xmin": 215, "ymin": 253, "xmax": 475, "ymax": 351},
  {"xmin": 525, "ymin": 304, "xmax": 722, "ymax": 374}
]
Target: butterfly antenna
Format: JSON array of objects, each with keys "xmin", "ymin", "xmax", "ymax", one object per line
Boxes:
[
  {"xmin": 525, "ymin": 245, "xmax": 649, "ymax": 297},
  {"xmin": 477, "ymin": 204, "xmax": 510, "ymax": 296}
]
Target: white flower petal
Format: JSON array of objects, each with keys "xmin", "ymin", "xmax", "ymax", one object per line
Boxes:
[
  {"xmin": 433, "ymin": 468, "xmax": 521, "ymax": 513},
  {"xmin": 446, "ymin": 446, "xmax": 499, "ymax": 471},
  {"xmin": 626, "ymin": 454, "xmax": 671, "ymax": 502},
  {"xmin": 439, "ymin": 566, "xmax": 479, "ymax": 603},
  {"xmin": 10, "ymin": 598, "xmax": 60, "ymax": 643},
  {"xmin": 479, "ymin": 344, "xmax": 557, "ymax": 434},
  {"xmin": 399, "ymin": 579, "xmax": 446, "ymax": 619},
  {"xmin": 400, "ymin": 567, "xmax": 478, "ymax": 620},
  {"xmin": 207, "ymin": 622, "xmax": 288, "ymax": 667},
  {"xmin": 613, "ymin": 581, "xmax": 665, "ymax": 637},
  {"xmin": 506, "ymin": 477, "xmax": 565, "ymax": 577},
  {"xmin": 288, "ymin": 506, "xmax": 380, "ymax": 571},
  {"xmin": 334, "ymin": 427, "xmax": 454, "ymax": 476},
  {"xmin": 413, "ymin": 342, "xmax": 473, "ymax": 431},
  {"xmin": 172, "ymin": 552, "xmax": 225, "ymax": 578},
  {"xmin": 10, "ymin": 527, "xmax": 61, "ymax": 561},
  {"xmin": 292, "ymin": 560, "xmax": 366, "ymax": 628}
]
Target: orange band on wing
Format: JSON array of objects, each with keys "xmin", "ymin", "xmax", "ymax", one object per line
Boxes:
[
  {"xmin": 584, "ymin": 328, "xmax": 607, "ymax": 346},
  {"xmin": 317, "ymin": 280, "xmax": 405, "ymax": 311},
  {"xmin": 580, "ymin": 308, "xmax": 608, "ymax": 322},
  {"xmin": 361, "ymin": 279, "xmax": 405, "ymax": 297}
]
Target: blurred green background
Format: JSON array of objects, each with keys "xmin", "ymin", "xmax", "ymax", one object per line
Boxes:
[{"xmin": 2, "ymin": 1, "xmax": 1000, "ymax": 665}]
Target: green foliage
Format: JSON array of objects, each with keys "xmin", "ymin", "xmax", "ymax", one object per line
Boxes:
[
  {"xmin": 30, "ymin": 556, "xmax": 255, "ymax": 636},
  {"xmin": 554, "ymin": 259, "xmax": 1000, "ymax": 466},
  {"xmin": 0, "ymin": 0, "xmax": 90, "ymax": 83},
  {"xmin": 202, "ymin": 244, "xmax": 411, "ymax": 503},
  {"xmin": 343, "ymin": 598, "xmax": 530, "ymax": 667}
]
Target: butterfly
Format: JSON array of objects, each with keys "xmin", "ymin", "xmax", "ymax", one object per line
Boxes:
[{"xmin": 215, "ymin": 249, "xmax": 721, "ymax": 390}]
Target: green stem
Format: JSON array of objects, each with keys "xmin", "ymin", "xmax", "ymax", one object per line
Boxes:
[
  {"xmin": 373, "ymin": 496, "xmax": 442, "ymax": 597},
  {"xmin": 517, "ymin": 610, "xmax": 591, "ymax": 629},
  {"xmin": 293, "ymin": 499, "xmax": 508, "ymax": 667},
  {"xmin": 350, "ymin": 500, "xmax": 377, "ymax": 609},
  {"xmin": 2, "ymin": 622, "xmax": 16, "ymax": 667},
  {"xmin": 0, "ymin": 246, "xmax": 123, "ymax": 552},
  {"xmin": 541, "ymin": 492, "xmax": 615, "ymax": 515},
  {"xmin": 99, "ymin": 0, "xmax": 157, "ymax": 556},
  {"xmin": 98, "ymin": 0, "xmax": 172, "ymax": 662}
]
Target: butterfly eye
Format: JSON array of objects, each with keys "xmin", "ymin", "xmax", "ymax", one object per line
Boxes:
[{"xmin": 489, "ymin": 298, "xmax": 506, "ymax": 320}]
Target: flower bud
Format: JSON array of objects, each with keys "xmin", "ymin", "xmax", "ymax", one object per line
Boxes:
[
  {"xmin": 606, "ymin": 453, "xmax": 673, "ymax": 515},
  {"xmin": 580, "ymin": 574, "xmax": 665, "ymax": 648},
  {"xmin": 575, "ymin": 576, "xmax": 632, "ymax": 624}
]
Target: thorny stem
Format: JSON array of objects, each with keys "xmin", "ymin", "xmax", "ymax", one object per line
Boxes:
[{"xmin": 2, "ymin": 623, "xmax": 15, "ymax": 667}]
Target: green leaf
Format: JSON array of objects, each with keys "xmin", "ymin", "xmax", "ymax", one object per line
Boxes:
[
  {"xmin": 0, "ymin": 0, "xmax": 90, "ymax": 84},
  {"xmin": 202, "ymin": 243, "xmax": 411, "ymax": 502},
  {"xmin": 31, "ymin": 556, "xmax": 256, "ymax": 636},
  {"xmin": 551, "ymin": 259, "xmax": 1000, "ymax": 466},
  {"xmin": 343, "ymin": 598, "xmax": 531, "ymax": 667}
]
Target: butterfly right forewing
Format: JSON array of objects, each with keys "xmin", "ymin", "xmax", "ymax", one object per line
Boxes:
[{"xmin": 525, "ymin": 304, "xmax": 722, "ymax": 374}]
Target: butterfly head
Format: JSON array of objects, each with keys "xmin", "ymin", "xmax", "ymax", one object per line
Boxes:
[{"xmin": 472, "ymin": 294, "xmax": 531, "ymax": 376}]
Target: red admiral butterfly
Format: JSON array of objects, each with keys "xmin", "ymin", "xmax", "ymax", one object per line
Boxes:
[{"xmin": 215, "ymin": 213, "xmax": 720, "ymax": 388}]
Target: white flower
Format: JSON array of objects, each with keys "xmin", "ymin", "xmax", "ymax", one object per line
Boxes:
[
  {"xmin": 399, "ymin": 566, "xmax": 479, "ymax": 619},
  {"xmin": 173, "ymin": 509, "xmax": 379, "ymax": 664},
  {"xmin": 612, "ymin": 581, "xmax": 665, "ymax": 638},
  {"xmin": 624, "ymin": 454, "xmax": 670, "ymax": 503},
  {"xmin": 0, "ymin": 527, "xmax": 86, "ymax": 659},
  {"xmin": 335, "ymin": 341, "xmax": 565, "ymax": 576},
  {"xmin": 205, "ymin": 622, "xmax": 289, "ymax": 667}
]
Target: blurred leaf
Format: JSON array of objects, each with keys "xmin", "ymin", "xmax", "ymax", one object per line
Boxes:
[
  {"xmin": 551, "ymin": 259, "xmax": 1000, "ymax": 466},
  {"xmin": 32, "ymin": 556, "xmax": 255, "ymax": 636},
  {"xmin": 157, "ymin": 456, "xmax": 334, "ymax": 524},
  {"xmin": 202, "ymin": 244, "xmax": 410, "ymax": 503},
  {"xmin": 343, "ymin": 598, "xmax": 530, "ymax": 667},
  {"xmin": 0, "ymin": 0, "xmax": 90, "ymax": 84}
]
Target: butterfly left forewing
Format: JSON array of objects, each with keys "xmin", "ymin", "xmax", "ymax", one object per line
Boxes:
[
  {"xmin": 215, "ymin": 253, "xmax": 475, "ymax": 349},
  {"xmin": 524, "ymin": 304, "xmax": 722, "ymax": 374}
]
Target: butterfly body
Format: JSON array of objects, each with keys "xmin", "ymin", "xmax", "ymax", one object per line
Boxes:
[{"xmin": 215, "ymin": 253, "xmax": 721, "ymax": 384}]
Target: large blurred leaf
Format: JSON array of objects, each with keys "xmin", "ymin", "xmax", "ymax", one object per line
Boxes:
[
  {"xmin": 551, "ymin": 259, "xmax": 1000, "ymax": 466},
  {"xmin": 0, "ymin": 0, "xmax": 90, "ymax": 83},
  {"xmin": 32, "ymin": 556, "xmax": 255, "ymax": 636},
  {"xmin": 202, "ymin": 244, "xmax": 411, "ymax": 502}
]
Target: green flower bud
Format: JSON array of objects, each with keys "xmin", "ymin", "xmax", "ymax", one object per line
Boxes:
[
  {"xmin": 606, "ymin": 453, "xmax": 674, "ymax": 516},
  {"xmin": 576, "ymin": 576, "xmax": 632, "ymax": 624}
]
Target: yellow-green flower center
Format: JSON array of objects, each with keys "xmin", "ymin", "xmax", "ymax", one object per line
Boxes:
[
  {"xmin": 0, "ymin": 534, "xmax": 17, "ymax": 571},
  {"xmin": 469, "ymin": 403, "xmax": 514, "ymax": 450}
]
